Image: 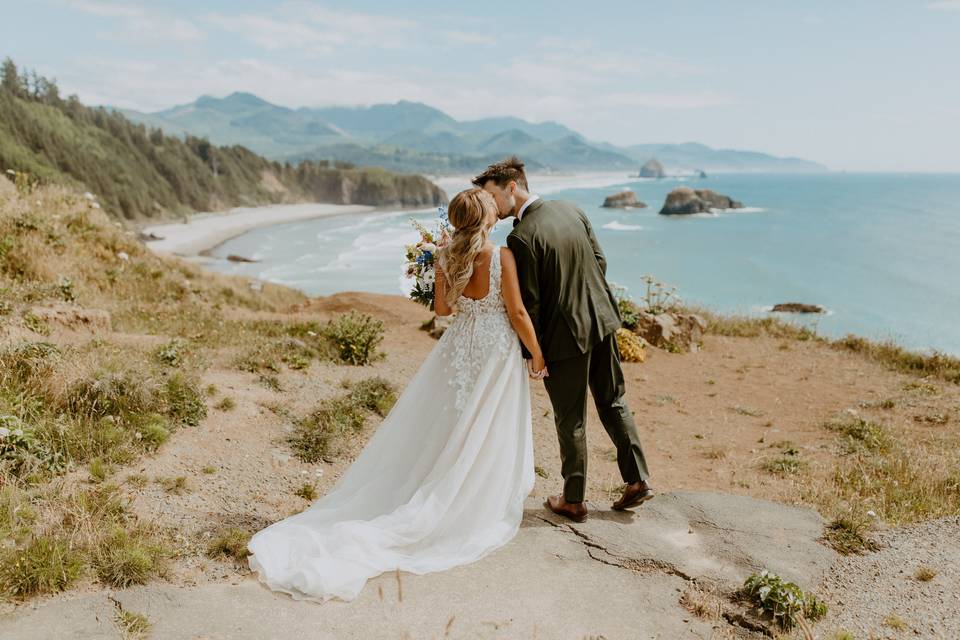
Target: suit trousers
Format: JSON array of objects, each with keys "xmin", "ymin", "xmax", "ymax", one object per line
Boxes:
[{"xmin": 542, "ymin": 331, "xmax": 650, "ymax": 503}]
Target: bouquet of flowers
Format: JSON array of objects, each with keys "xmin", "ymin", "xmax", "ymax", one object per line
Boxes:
[{"xmin": 404, "ymin": 206, "xmax": 452, "ymax": 309}]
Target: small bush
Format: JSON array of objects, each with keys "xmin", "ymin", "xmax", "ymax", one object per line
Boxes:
[
  {"xmin": 207, "ymin": 527, "xmax": 251, "ymax": 560},
  {"xmin": 825, "ymin": 416, "xmax": 890, "ymax": 454},
  {"xmin": 323, "ymin": 311, "xmax": 384, "ymax": 365},
  {"xmin": 153, "ymin": 339, "xmax": 188, "ymax": 367},
  {"xmin": 914, "ymin": 565, "xmax": 937, "ymax": 582},
  {"xmin": 214, "ymin": 396, "xmax": 236, "ymax": 411},
  {"xmin": 742, "ymin": 570, "xmax": 827, "ymax": 629},
  {"xmin": 616, "ymin": 328, "xmax": 646, "ymax": 363},
  {"xmin": 156, "ymin": 476, "xmax": 189, "ymax": 495},
  {"xmin": 89, "ymin": 457, "xmax": 110, "ymax": 482},
  {"xmin": 0, "ymin": 536, "xmax": 84, "ymax": 598}
]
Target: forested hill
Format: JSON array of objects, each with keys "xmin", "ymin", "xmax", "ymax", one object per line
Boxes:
[{"xmin": 0, "ymin": 59, "xmax": 446, "ymax": 221}]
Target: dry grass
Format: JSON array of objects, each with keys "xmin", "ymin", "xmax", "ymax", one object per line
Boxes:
[
  {"xmin": 207, "ymin": 527, "xmax": 252, "ymax": 561},
  {"xmin": 913, "ymin": 565, "xmax": 938, "ymax": 582}
]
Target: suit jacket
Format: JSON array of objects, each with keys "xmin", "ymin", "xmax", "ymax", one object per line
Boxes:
[{"xmin": 506, "ymin": 198, "xmax": 621, "ymax": 363}]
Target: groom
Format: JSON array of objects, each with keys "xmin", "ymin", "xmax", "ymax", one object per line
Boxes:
[{"xmin": 473, "ymin": 156, "xmax": 654, "ymax": 523}]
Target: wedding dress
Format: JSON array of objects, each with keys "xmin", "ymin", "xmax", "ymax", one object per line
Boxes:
[{"xmin": 247, "ymin": 249, "xmax": 535, "ymax": 602}]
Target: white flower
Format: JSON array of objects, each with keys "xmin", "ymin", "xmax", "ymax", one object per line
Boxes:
[
  {"xmin": 91, "ymin": 202, "xmax": 101, "ymax": 209},
  {"xmin": 117, "ymin": 251, "xmax": 129, "ymax": 261},
  {"xmin": 0, "ymin": 427, "xmax": 9, "ymax": 438},
  {"xmin": 422, "ymin": 269, "xmax": 435, "ymax": 285},
  {"xmin": 866, "ymin": 510, "xmax": 877, "ymax": 518},
  {"xmin": 307, "ymin": 330, "xmax": 317, "ymax": 337},
  {"xmin": 83, "ymin": 192, "xmax": 95, "ymax": 200}
]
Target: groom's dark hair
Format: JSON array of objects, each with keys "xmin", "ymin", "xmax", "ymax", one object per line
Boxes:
[{"xmin": 472, "ymin": 156, "xmax": 529, "ymax": 191}]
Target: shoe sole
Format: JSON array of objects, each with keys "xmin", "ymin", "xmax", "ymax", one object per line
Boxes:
[{"xmin": 612, "ymin": 491, "xmax": 655, "ymax": 511}]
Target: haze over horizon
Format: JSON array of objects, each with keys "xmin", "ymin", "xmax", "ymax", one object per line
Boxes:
[{"xmin": 2, "ymin": 0, "xmax": 958, "ymax": 172}]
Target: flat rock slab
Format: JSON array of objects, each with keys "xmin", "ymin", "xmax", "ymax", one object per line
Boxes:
[{"xmin": 0, "ymin": 492, "xmax": 833, "ymax": 640}]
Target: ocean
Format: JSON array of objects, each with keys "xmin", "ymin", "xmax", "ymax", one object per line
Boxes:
[{"xmin": 205, "ymin": 173, "xmax": 960, "ymax": 355}]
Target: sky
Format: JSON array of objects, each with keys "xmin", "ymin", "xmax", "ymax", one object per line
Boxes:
[{"xmin": 1, "ymin": 0, "xmax": 959, "ymax": 171}]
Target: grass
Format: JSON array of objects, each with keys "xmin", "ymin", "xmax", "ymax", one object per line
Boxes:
[
  {"xmin": 823, "ymin": 516, "xmax": 880, "ymax": 555},
  {"xmin": 883, "ymin": 613, "xmax": 908, "ymax": 631},
  {"xmin": 93, "ymin": 528, "xmax": 167, "ymax": 588},
  {"xmin": 214, "ymin": 396, "xmax": 236, "ymax": 411},
  {"xmin": 294, "ymin": 483, "xmax": 317, "ymax": 501},
  {"xmin": 114, "ymin": 608, "xmax": 151, "ymax": 639},
  {"xmin": 0, "ymin": 536, "xmax": 84, "ymax": 598},
  {"xmin": 824, "ymin": 416, "xmax": 891, "ymax": 454},
  {"xmin": 913, "ymin": 565, "xmax": 938, "ymax": 582},
  {"xmin": 201, "ymin": 465, "xmax": 217, "ymax": 475},
  {"xmin": 0, "ymin": 481, "xmax": 169, "ymax": 599},
  {"xmin": 289, "ymin": 377, "xmax": 396, "ymax": 463},
  {"xmin": 207, "ymin": 528, "xmax": 252, "ymax": 560},
  {"xmin": 683, "ymin": 304, "xmax": 960, "ymax": 385},
  {"xmin": 156, "ymin": 476, "xmax": 189, "ymax": 495}
]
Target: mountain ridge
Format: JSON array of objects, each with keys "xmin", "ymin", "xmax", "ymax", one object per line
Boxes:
[{"xmin": 118, "ymin": 92, "xmax": 828, "ymax": 174}]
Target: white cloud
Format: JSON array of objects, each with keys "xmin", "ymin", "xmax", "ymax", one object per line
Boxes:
[
  {"xmin": 928, "ymin": 1, "xmax": 960, "ymax": 10},
  {"xmin": 206, "ymin": 4, "xmax": 422, "ymax": 54},
  {"xmin": 65, "ymin": 1, "xmax": 204, "ymax": 42}
]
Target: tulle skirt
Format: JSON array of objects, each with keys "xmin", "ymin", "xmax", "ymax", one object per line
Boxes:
[{"xmin": 247, "ymin": 338, "xmax": 535, "ymax": 602}]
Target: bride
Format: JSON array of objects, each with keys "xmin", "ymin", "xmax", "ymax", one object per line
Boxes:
[{"xmin": 247, "ymin": 187, "xmax": 548, "ymax": 602}]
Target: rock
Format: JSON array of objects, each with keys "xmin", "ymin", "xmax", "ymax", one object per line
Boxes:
[
  {"xmin": 601, "ymin": 190, "xmax": 647, "ymax": 209},
  {"xmin": 697, "ymin": 169, "xmax": 708, "ymax": 179},
  {"xmin": 138, "ymin": 231, "xmax": 164, "ymax": 242},
  {"xmin": 421, "ymin": 314, "xmax": 452, "ymax": 339},
  {"xmin": 632, "ymin": 310, "xmax": 706, "ymax": 353},
  {"xmin": 659, "ymin": 187, "xmax": 743, "ymax": 215},
  {"xmin": 639, "ymin": 158, "xmax": 665, "ymax": 178},
  {"xmin": 0, "ymin": 492, "xmax": 836, "ymax": 640},
  {"xmin": 771, "ymin": 302, "xmax": 824, "ymax": 314},
  {"xmin": 226, "ymin": 254, "xmax": 259, "ymax": 263}
]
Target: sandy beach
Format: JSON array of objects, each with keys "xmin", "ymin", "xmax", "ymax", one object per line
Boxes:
[
  {"xmin": 140, "ymin": 202, "xmax": 375, "ymax": 257},
  {"xmin": 140, "ymin": 172, "xmax": 637, "ymax": 260}
]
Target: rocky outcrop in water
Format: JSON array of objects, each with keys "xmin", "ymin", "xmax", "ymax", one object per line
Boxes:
[
  {"xmin": 639, "ymin": 158, "xmax": 665, "ymax": 178},
  {"xmin": 659, "ymin": 187, "xmax": 743, "ymax": 215},
  {"xmin": 772, "ymin": 303, "xmax": 824, "ymax": 314},
  {"xmin": 602, "ymin": 190, "xmax": 647, "ymax": 209}
]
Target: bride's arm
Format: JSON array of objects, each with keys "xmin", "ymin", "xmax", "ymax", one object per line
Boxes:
[
  {"xmin": 434, "ymin": 260, "xmax": 453, "ymax": 317},
  {"xmin": 500, "ymin": 247, "xmax": 547, "ymax": 376}
]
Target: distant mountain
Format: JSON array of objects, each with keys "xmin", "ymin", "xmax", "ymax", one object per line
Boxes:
[
  {"xmin": 119, "ymin": 92, "xmax": 827, "ymax": 174},
  {"xmin": 1, "ymin": 64, "xmax": 445, "ymax": 221}
]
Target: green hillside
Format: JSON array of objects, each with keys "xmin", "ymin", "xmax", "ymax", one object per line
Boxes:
[{"xmin": 0, "ymin": 59, "xmax": 445, "ymax": 221}]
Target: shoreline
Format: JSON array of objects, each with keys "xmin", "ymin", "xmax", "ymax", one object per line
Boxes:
[{"xmin": 140, "ymin": 172, "xmax": 639, "ymax": 259}]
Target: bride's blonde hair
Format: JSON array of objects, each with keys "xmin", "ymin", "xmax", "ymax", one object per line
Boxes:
[{"xmin": 439, "ymin": 187, "xmax": 495, "ymax": 308}]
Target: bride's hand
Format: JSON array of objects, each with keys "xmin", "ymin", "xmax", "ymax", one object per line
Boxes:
[{"xmin": 528, "ymin": 355, "xmax": 549, "ymax": 380}]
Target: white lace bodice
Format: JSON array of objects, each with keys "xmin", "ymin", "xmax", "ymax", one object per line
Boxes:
[{"xmin": 436, "ymin": 248, "xmax": 517, "ymax": 411}]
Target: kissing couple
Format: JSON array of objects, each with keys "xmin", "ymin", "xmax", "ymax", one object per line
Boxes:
[{"xmin": 247, "ymin": 156, "xmax": 654, "ymax": 602}]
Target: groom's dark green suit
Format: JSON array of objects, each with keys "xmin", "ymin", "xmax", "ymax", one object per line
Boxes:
[{"xmin": 506, "ymin": 198, "xmax": 650, "ymax": 503}]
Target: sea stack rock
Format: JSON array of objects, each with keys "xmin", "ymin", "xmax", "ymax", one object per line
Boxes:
[
  {"xmin": 659, "ymin": 187, "xmax": 744, "ymax": 215},
  {"xmin": 771, "ymin": 303, "xmax": 824, "ymax": 314},
  {"xmin": 639, "ymin": 158, "xmax": 665, "ymax": 178},
  {"xmin": 602, "ymin": 190, "xmax": 647, "ymax": 209}
]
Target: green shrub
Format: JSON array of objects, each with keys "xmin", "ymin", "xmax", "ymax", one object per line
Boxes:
[
  {"xmin": 153, "ymin": 339, "xmax": 187, "ymax": 367},
  {"xmin": 323, "ymin": 312, "xmax": 384, "ymax": 365},
  {"xmin": 289, "ymin": 397, "xmax": 366, "ymax": 463},
  {"xmin": 742, "ymin": 570, "xmax": 827, "ymax": 629},
  {"xmin": 132, "ymin": 413, "xmax": 170, "ymax": 451}
]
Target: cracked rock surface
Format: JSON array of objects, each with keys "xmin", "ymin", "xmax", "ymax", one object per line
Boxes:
[{"xmin": 0, "ymin": 492, "xmax": 834, "ymax": 639}]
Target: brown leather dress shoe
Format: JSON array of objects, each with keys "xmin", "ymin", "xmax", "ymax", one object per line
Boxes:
[
  {"xmin": 544, "ymin": 494, "xmax": 588, "ymax": 523},
  {"xmin": 612, "ymin": 481, "xmax": 655, "ymax": 511}
]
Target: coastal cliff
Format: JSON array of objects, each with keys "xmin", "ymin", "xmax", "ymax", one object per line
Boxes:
[{"xmin": 0, "ymin": 60, "xmax": 446, "ymax": 221}]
